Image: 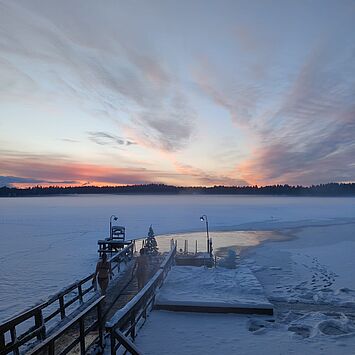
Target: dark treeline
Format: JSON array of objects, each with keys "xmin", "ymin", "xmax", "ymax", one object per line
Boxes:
[{"xmin": 1, "ymin": 183, "xmax": 355, "ymax": 197}]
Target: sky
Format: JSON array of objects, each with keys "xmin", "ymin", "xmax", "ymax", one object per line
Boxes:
[{"xmin": 0, "ymin": 0, "xmax": 355, "ymax": 187}]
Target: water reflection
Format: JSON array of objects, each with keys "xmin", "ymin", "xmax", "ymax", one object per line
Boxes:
[{"xmin": 148, "ymin": 230, "xmax": 285, "ymax": 258}]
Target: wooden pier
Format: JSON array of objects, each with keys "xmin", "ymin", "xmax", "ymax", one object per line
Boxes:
[
  {"xmin": 105, "ymin": 246, "xmax": 177, "ymax": 355},
  {"xmin": 0, "ymin": 243, "xmax": 135, "ymax": 355},
  {"xmin": 0, "ymin": 241, "xmax": 174, "ymax": 355},
  {"xmin": 1, "ymin": 238, "xmax": 275, "ymax": 355}
]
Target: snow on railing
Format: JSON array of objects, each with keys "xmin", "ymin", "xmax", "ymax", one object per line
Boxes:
[
  {"xmin": 106, "ymin": 244, "xmax": 177, "ymax": 355},
  {"xmin": 26, "ymin": 296, "xmax": 105, "ymax": 355},
  {"xmin": 0, "ymin": 243, "xmax": 134, "ymax": 355}
]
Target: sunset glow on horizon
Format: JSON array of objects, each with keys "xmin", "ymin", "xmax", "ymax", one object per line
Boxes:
[{"xmin": 1, "ymin": 0, "xmax": 355, "ymax": 188}]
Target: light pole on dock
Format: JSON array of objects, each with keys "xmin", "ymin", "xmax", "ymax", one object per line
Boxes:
[
  {"xmin": 110, "ymin": 215, "xmax": 118, "ymax": 239},
  {"xmin": 200, "ymin": 214, "xmax": 210, "ymax": 254}
]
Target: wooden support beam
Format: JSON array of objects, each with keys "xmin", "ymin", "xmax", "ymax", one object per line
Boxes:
[{"xmin": 154, "ymin": 303, "xmax": 274, "ymax": 315}]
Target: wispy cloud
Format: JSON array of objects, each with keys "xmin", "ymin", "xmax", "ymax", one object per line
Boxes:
[
  {"xmin": 194, "ymin": 60, "xmax": 265, "ymax": 127},
  {"xmin": 172, "ymin": 161, "xmax": 248, "ymax": 186},
  {"xmin": 1, "ymin": 157, "xmax": 154, "ymax": 186},
  {"xmin": 0, "ymin": 1, "xmax": 195, "ymax": 153},
  {"xmin": 88, "ymin": 131, "xmax": 135, "ymax": 147},
  {"xmin": 61, "ymin": 138, "xmax": 79, "ymax": 143},
  {"xmin": 195, "ymin": 40, "xmax": 355, "ymax": 185},
  {"xmin": 1, "ymin": 150, "xmax": 235, "ymax": 187},
  {"xmin": 132, "ymin": 94, "xmax": 196, "ymax": 151},
  {"xmin": 0, "ymin": 176, "xmax": 77, "ymax": 187}
]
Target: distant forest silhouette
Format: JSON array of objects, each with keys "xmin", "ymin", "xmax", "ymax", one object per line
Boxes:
[{"xmin": 1, "ymin": 183, "xmax": 355, "ymax": 197}]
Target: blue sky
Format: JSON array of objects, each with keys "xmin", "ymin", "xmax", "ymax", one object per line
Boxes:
[{"xmin": 1, "ymin": 0, "xmax": 355, "ymax": 187}]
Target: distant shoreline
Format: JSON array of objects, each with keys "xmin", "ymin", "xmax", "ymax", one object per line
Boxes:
[{"xmin": 1, "ymin": 183, "xmax": 355, "ymax": 197}]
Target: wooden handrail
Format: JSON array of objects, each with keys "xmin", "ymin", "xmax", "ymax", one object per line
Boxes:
[
  {"xmin": 106, "ymin": 269, "xmax": 164, "ymax": 329},
  {"xmin": 26, "ymin": 296, "xmax": 105, "ymax": 355},
  {"xmin": 109, "ymin": 242, "xmax": 134, "ymax": 273},
  {"xmin": 0, "ymin": 304, "xmax": 43, "ymax": 334},
  {"xmin": 106, "ymin": 246, "xmax": 176, "ymax": 329},
  {"xmin": 0, "ymin": 243, "xmax": 134, "ymax": 355},
  {"xmin": 108, "ymin": 242, "xmax": 134, "ymax": 264},
  {"xmin": 106, "ymin": 245, "xmax": 176, "ymax": 354}
]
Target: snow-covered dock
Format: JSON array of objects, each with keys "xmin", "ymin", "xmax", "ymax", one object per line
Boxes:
[{"xmin": 154, "ymin": 265, "xmax": 273, "ymax": 315}]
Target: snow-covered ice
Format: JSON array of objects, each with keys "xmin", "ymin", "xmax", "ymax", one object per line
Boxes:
[
  {"xmin": 135, "ymin": 310, "xmax": 355, "ymax": 355},
  {"xmin": 1, "ymin": 195, "xmax": 354, "ymax": 323},
  {"xmin": 246, "ymin": 223, "xmax": 355, "ymax": 308},
  {"xmin": 139, "ymin": 219, "xmax": 355, "ymax": 354}
]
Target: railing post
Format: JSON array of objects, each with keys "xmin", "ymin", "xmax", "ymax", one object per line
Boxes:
[
  {"xmin": 0, "ymin": 333, "xmax": 5, "ymax": 349},
  {"xmin": 110, "ymin": 329, "xmax": 116, "ymax": 355},
  {"xmin": 0, "ymin": 332, "xmax": 5, "ymax": 350},
  {"xmin": 130, "ymin": 312, "xmax": 136, "ymax": 340},
  {"xmin": 79, "ymin": 317, "xmax": 85, "ymax": 354},
  {"xmin": 59, "ymin": 296, "xmax": 65, "ymax": 319},
  {"xmin": 78, "ymin": 284, "xmax": 83, "ymax": 304},
  {"xmin": 48, "ymin": 340, "xmax": 55, "ymax": 355},
  {"xmin": 97, "ymin": 301, "xmax": 103, "ymax": 349},
  {"xmin": 129, "ymin": 244, "xmax": 133, "ymax": 260},
  {"xmin": 10, "ymin": 327, "xmax": 20, "ymax": 355},
  {"xmin": 35, "ymin": 309, "xmax": 46, "ymax": 340}
]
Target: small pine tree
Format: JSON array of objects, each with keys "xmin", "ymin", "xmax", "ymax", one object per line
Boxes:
[{"xmin": 145, "ymin": 225, "xmax": 159, "ymax": 255}]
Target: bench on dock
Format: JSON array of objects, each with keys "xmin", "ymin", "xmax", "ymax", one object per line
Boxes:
[
  {"xmin": 98, "ymin": 240, "xmax": 133, "ymax": 256},
  {"xmin": 98, "ymin": 226, "xmax": 133, "ymax": 256}
]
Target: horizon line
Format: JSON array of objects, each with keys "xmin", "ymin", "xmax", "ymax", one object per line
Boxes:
[{"xmin": 2, "ymin": 182, "xmax": 355, "ymax": 190}]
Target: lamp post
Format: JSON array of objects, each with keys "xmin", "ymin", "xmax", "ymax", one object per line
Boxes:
[
  {"xmin": 200, "ymin": 214, "xmax": 209, "ymax": 254},
  {"xmin": 110, "ymin": 215, "xmax": 118, "ymax": 239}
]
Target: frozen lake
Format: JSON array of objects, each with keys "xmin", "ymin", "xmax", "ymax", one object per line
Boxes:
[{"xmin": 0, "ymin": 194, "xmax": 354, "ymax": 321}]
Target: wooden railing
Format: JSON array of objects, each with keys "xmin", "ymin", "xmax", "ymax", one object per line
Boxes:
[
  {"xmin": 26, "ymin": 296, "xmax": 105, "ymax": 355},
  {"xmin": 0, "ymin": 243, "xmax": 134, "ymax": 355},
  {"xmin": 106, "ymin": 244, "xmax": 176, "ymax": 355},
  {"xmin": 108, "ymin": 241, "xmax": 134, "ymax": 274}
]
